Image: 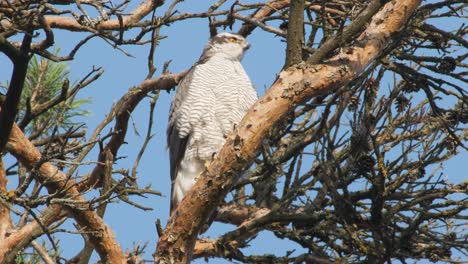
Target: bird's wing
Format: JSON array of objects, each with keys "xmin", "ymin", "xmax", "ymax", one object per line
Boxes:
[{"xmin": 167, "ymin": 66, "xmax": 196, "ymax": 210}]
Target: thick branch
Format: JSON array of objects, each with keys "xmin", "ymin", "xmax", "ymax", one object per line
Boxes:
[
  {"xmin": 0, "ymin": 35, "xmax": 31, "ymax": 152},
  {"xmin": 155, "ymin": 0, "xmax": 422, "ymax": 263},
  {"xmin": 0, "ymin": 36, "xmax": 21, "ymax": 61}
]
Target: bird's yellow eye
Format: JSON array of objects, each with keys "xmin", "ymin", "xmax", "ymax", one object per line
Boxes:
[{"xmin": 228, "ymin": 37, "xmax": 238, "ymax": 43}]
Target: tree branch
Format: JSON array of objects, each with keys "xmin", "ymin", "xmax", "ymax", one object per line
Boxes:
[
  {"xmin": 0, "ymin": 34, "xmax": 31, "ymax": 153},
  {"xmin": 31, "ymin": 241, "xmax": 55, "ymax": 264}
]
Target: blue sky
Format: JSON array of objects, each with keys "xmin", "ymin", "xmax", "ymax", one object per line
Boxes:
[{"xmin": 0, "ymin": 1, "xmax": 466, "ymax": 263}]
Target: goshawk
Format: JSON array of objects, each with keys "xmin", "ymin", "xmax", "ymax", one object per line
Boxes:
[{"xmin": 167, "ymin": 32, "xmax": 258, "ymax": 212}]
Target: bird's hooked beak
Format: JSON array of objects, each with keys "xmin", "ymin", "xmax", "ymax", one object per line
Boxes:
[{"xmin": 244, "ymin": 43, "xmax": 251, "ymax": 51}]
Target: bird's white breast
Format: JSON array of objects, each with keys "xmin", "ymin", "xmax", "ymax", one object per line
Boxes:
[{"xmin": 176, "ymin": 54, "xmax": 257, "ymax": 160}]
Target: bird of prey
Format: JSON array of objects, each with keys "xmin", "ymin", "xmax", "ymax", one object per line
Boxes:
[{"xmin": 167, "ymin": 32, "xmax": 258, "ymax": 213}]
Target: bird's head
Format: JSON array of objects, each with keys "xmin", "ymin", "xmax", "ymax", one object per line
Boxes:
[{"xmin": 201, "ymin": 32, "xmax": 250, "ymax": 61}]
